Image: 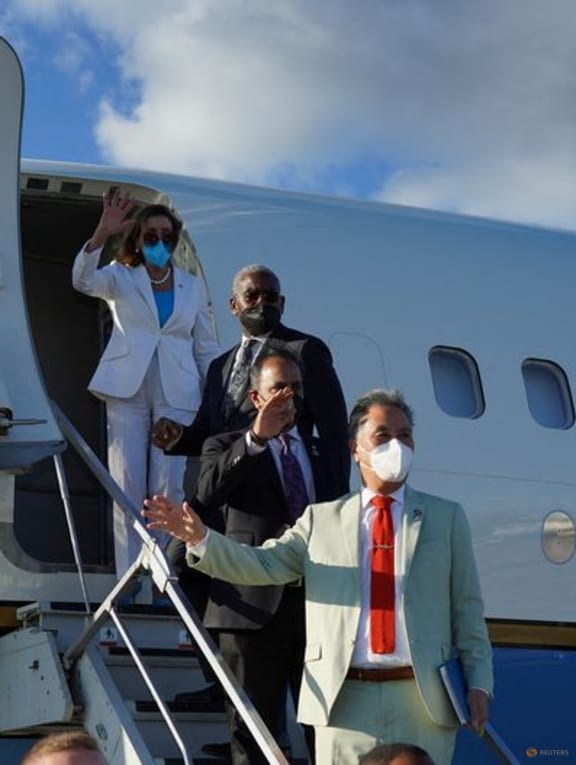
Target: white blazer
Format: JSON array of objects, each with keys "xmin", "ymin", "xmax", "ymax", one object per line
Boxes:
[{"xmin": 72, "ymin": 245, "xmax": 220, "ymax": 412}]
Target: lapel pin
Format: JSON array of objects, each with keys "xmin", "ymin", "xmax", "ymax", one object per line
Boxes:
[{"xmin": 412, "ymin": 508, "xmax": 423, "ymax": 520}]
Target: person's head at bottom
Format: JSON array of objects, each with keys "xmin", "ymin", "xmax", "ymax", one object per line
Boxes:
[
  {"xmin": 21, "ymin": 731, "xmax": 106, "ymax": 765},
  {"xmin": 359, "ymin": 741, "xmax": 436, "ymax": 765}
]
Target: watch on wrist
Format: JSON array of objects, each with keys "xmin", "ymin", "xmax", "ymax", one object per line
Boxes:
[{"xmin": 249, "ymin": 429, "xmax": 268, "ymax": 447}]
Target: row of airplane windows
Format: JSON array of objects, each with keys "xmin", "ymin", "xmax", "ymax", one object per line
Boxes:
[{"xmin": 429, "ymin": 346, "xmax": 573, "ymax": 429}]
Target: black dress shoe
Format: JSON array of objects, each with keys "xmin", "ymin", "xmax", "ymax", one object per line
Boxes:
[
  {"xmin": 174, "ymin": 683, "xmax": 225, "ymax": 712},
  {"xmin": 202, "ymin": 741, "xmax": 232, "ymax": 758}
]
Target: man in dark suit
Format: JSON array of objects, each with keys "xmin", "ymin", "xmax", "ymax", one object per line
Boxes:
[
  {"xmin": 151, "ymin": 263, "xmax": 350, "ymax": 486},
  {"xmin": 193, "ymin": 347, "xmax": 343, "ymax": 765},
  {"xmin": 151, "ymin": 265, "xmax": 349, "ymax": 756}
]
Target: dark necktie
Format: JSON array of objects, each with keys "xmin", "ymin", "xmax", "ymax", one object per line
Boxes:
[
  {"xmin": 278, "ymin": 434, "xmax": 309, "ymax": 521},
  {"xmin": 222, "ymin": 339, "xmax": 256, "ymax": 420},
  {"xmin": 370, "ymin": 494, "xmax": 395, "ymax": 653}
]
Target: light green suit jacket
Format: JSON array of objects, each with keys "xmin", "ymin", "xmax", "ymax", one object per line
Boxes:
[{"xmin": 189, "ymin": 487, "xmax": 493, "ymax": 728}]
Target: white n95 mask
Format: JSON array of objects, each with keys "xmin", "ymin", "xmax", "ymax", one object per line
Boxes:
[{"xmin": 368, "ymin": 438, "xmax": 413, "ymax": 482}]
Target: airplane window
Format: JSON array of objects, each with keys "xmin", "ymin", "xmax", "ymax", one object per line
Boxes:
[
  {"xmin": 428, "ymin": 346, "xmax": 484, "ymax": 418},
  {"xmin": 521, "ymin": 358, "xmax": 574, "ymax": 429},
  {"xmin": 542, "ymin": 510, "xmax": 575, "ymax": 564}
]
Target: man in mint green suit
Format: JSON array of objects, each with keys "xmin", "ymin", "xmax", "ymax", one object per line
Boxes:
[{"xmin": 144, "ymin": 389, "xmax": 493, "ymax": 765}]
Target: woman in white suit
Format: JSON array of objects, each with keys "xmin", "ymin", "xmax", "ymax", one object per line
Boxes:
[{"xmin": 73, "ymin": 191, "xmax": 220, "ymax": 586}]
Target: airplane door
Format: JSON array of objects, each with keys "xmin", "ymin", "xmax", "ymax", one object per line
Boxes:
[{"xmin": 0, "ymin": 37, "xmax": 65, "ymax": 471}]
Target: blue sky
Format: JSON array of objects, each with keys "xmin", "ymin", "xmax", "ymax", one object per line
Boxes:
[{"xmin": 2, "ymin": 0, "xmax": 576, "ymax": 230}]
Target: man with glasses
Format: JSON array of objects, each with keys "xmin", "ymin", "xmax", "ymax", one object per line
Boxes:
[{"xmin": 152, "ymin": 264, "xmax": 349, "ymax": 477}]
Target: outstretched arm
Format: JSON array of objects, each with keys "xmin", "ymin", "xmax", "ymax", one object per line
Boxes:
[{"xmin": 142, "ymin": 494, "xmax": 308, "ymax": 586}]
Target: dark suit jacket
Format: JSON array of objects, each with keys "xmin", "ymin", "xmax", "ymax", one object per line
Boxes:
[
  {"xmin": 167, "ymin": 323, "xmax": 350, "ymax": 484},
  {"xmin": 195, "ymin": 428, "xmax": 343, "ymax": 630}
]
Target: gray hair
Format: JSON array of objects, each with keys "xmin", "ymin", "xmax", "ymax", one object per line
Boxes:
[
  {"xmin": 348, "ymin": 388, "xmax": 414, "ymax": 439},
  {"xmin": 232, "ymin": 264, "xmax": 281, "ymax": 296}
]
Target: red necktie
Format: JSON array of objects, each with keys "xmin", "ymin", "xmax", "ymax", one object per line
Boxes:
[{"xmin": 370, "ymin": 495, "xmax": 395, "ymax": 653}]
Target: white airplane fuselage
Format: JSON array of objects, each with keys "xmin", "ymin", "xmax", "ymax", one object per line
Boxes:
[{"xmin": 0, "ymin": 33, "xmax": 573, "ymax": 765}]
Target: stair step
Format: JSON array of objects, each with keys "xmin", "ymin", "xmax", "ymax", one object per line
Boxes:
[
  {"xmin": 18, "ymin": 602, "xmax": 193, "ymax": 653},
  {"xmin": 130, "ymin": 704, "xmax": 227, "ymax": 722},
  {"xmin": 47, "ymin": 601, "xmax": 178, "ymax": 617},
  {"xmin": 13, "ymin": 603, "xmax": 310, "ymax": 762},
  {"xmin": 107, "ymin": 646, "xmax": 197, "ymax": 659},
  {"xmin": 128, "ymin": 708, "xmax": 229, "ymax": 758},
  {"xmin": 105, "ymin": 654, "xmax": 205, "ymax": 700},
  {"xmin": 135, "ymin": 697, "xmax": 226, "ymax": 715},
  {"xmin": 49, "ymin": 602, "xmax": 107, "ymax": 612},
  {"xmin": 105, "ymin": 652, "xmax": 199, "ymax": 667}
]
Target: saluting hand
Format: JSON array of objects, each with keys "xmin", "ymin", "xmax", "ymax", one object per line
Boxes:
[
  {"xmin": 251, "ymin": 387, "xmax": 296, "ymax": 442},
  {"xmin": 142, "ymin": 495, "xmax": 207, "ymax": 545}
]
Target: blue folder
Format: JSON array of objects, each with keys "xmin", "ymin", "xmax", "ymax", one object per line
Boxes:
[{"xmin": 439, "ymin": 657, "xmax": 521, "ymax": 765}]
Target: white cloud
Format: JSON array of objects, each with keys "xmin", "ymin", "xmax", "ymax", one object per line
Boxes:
[
  {"xmin": 381, "ymin": 157, "xmax": 576, "ymax": 231},
  {"xmin": 4, "ymin": 0, "xmax": 576, "ymax": 228},
  {"xmin": 51, "ymin": 31, "xmax": 95, "ymax": 92}
]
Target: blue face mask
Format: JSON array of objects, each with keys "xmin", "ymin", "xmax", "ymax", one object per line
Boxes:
[{"xmin": 142, "ymin": 241, "xmax": 172, "ymax": 269}]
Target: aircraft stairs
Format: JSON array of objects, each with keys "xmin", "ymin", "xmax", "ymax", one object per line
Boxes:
[
  {"xmin": 0, "ymin": 599, "xmax": 230, "ymax": 764},
  {"xmin": 0, "ymin": 405, "xmax": 305, "ymax": 765}
]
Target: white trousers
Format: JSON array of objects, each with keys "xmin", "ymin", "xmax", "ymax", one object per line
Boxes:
[
  {"xmin": 105, "ymin": 354, "xmax": 195, "ymax": 578},
  {"xmin": 314, "ymin": 678, "xmax": 457, "ymax": 765}
]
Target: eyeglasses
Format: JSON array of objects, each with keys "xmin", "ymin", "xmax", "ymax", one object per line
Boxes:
[
  {"xmin": 142, "ymin": 232, "xmax": 177, "ymax": 250},
  {"xmin": 242, "ymin": 289, "xmax": 281, "ymax": 305}
]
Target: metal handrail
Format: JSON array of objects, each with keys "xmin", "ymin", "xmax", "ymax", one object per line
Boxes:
[
  {"xmin": 53, "ymin": 452, "xmax": 91, "ymax": 614},
  {"xmin": 52, "ymin": 401, "xmax": 289, "ymax": 765},
  {"xmin": 109, "ymin": 606, "xmax": 193, "ymax": 765}
]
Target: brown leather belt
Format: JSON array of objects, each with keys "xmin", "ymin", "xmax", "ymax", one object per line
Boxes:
[{"xmin": 346, "ymin": 666, "xmax": 415, "ymax": 682}]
